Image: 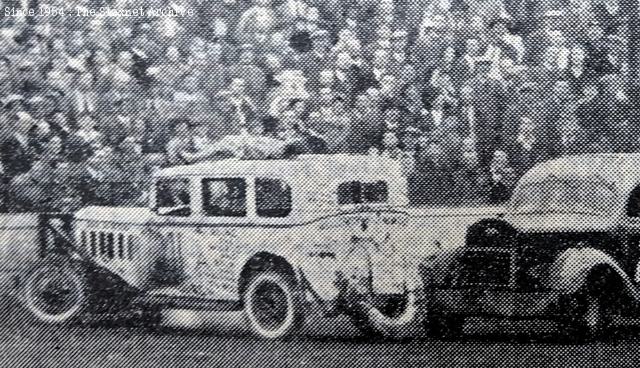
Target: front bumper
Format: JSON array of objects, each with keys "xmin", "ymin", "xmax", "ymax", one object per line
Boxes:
[{"xmin": 428, "ymin": 288, "xmax": 564, "ymax": 318}]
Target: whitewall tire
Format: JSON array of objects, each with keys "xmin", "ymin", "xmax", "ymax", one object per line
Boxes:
[
  {"xmin": 22, "ymin": 257, "xmax": 89, "ymax": 325},
  {"xmin": 243, "ymin": 271, "xmax": 305, "ymax": 340}
]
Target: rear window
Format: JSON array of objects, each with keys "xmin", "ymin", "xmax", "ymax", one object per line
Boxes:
[
  {"xmin": 255, "ymin": 178, "xmax": 292, "ymax": 217},
  {"xmin": 337, "ymin": 181, "xmax": 388, "ymax": 205}
]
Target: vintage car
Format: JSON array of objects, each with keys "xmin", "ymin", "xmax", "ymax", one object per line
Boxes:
[
  {"xmin": 20, "ymin": 154, "xmax": 435, "ymax": 339},
  {"xmin": 425, "ymin": 153, "xmax": 640, "ymax": 338}
]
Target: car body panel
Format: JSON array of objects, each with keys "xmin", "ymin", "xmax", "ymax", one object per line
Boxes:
[{"xmin": 430, "ymin": 154, "xmax": 640, "ymax": 319}]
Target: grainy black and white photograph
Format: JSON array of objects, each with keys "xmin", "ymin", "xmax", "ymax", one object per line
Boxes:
[{"xmin": 1, "ymin": 0, "xmax": 640, "ymax": 367}]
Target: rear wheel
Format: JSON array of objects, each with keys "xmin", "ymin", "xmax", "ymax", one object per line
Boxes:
[
  {"xmin": 22, "ymin": 256, "xmax": 90, "ymax": 325},
  {"xmin": 243, "ymin": 271, "xmax": 305, "ymax": 340}
]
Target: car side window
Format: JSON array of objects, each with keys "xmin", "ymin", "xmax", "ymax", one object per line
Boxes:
[
  {"xmin": 363, "ymin": 181, "xmax": 389, "ymax": 203},
  {"xmin": 255, "ymin": 178, "xmax": 292, "ymax": 217},
  {"xmin": 156, "ymin": 179, "xmax": 191, "ymax": 217},
  {"xmin": 627, "ymin": 185, "xmax": 640, "ymax": 217},
  {"xmin": 202, "ymin": 178, "xmax": 247, "ymax": 217},
  {"xmin": 338, "ymin": 181, "xmax": 388, "ymax": 205}
]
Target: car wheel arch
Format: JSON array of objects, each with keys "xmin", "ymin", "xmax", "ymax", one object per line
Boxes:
[
  {"xmin": 550, "ymin": 248, "xmax": 639, "ymax": 305},
  {"xmin": 238, "ymin": 252, "xmax": 300, "ymax": 297}
]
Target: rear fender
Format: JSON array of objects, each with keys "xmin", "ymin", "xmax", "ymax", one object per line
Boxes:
[{"xmin": 548, "ymin": 247, "xmax": 638, "ymax": 299}]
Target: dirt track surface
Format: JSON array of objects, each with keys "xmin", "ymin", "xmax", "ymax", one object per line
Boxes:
[{"xmin": 3, "ymin": 300, "xmax": 640, "ymax": 368}]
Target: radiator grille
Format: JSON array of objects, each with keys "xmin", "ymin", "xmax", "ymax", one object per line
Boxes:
[{"xmin": 458, "ymin": 250, "xmax": 512, "ymax": 287}]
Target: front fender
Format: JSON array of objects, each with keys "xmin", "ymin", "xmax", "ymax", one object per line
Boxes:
[{"xmin": 548, "ymin": 247, "xmax": 638, "ymax": 298}]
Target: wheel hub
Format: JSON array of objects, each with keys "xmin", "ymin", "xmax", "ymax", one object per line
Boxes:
[
  {"xmin": 252, "ymin": 281, "xmax": 289, "ymax": 331},
  {"xmin": 31, "ymin": 269, "xmax": 81, "ymax": 316}
]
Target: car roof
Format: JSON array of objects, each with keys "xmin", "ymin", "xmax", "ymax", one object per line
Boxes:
[
  {"xmin": 155, "ymin": 154, "xmax": 404, "ymax": 182},
  {"xmin": 518, "ymin": 153, "xmax": 640, "ymax": 195}
]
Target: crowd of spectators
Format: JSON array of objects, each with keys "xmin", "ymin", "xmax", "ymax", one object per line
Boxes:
[{"xmin": 0, "ymin": 0, "xmax": 634, "ymax": 212}]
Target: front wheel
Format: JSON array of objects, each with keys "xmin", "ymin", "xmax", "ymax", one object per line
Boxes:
[
  {"xmin": 22, "ymin": 256, "xmax": 90, "ymax": 325},
  {"xmin": 243, "ymin": 271, "xmax": 305, "ymax": 340},
  {"xmin": 558, "ymin": 293, "xmax": 612, "ymax": 342}
]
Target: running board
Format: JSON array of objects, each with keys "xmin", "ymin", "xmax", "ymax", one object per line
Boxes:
[{"xmin": 134, "ymin": 294, "xmax": 242, "ymax": 312}]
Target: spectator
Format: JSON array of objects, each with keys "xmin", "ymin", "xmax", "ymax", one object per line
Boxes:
[
  {"xmin": 45, "ymin": 57, "xmax": 74, "ymax": 93},
  {"xmin": 47, "ymin": 111, "xmax": 73, "ymax": 141},
  {"xmin": 454, "ymin": 136, "xmax": 486, "ymax": 204},
  {"xmin": 69, "ymin": 72, "xmax": 98, "ymax": 117},
  {"xmin": 565, "ymin": 45, "xmax": 592, "ymax": 94},
  {"xmin": 236, "ymin": 0, "xmax": 278, "ymax": 45},
  {"xmin": 430, "ymin": 46, "xmax": 458, "ymax": 88},
  {"xmin": 268, "ymin": 69, "xmax": 310, "ymax": 117},
  {"xmin": 556, "ymin": 114, "xmax": 587, "ymax": 157},
  {"xmin": 398, "ymin": 64, "xmax": 425, "ymax": 118},
  {"xmin": 301, "ymin": 30, "xmax": 334, "ymax": 85},
  {"xmin": 0, "ymin": 0, "xmax": 632, "ymax": 211},
  {"xmin": 454, "ymin": 38, "xmax": 483, "ymax": 84},
  {"xmin": 9, "ymin": 160, "xmax": 55, "ymax": 212},
  {"xmin": 485, "ymin": 16, "xmax": 526, "ymax": 65},
  {"xmin": 166, "ymin": 119, "xmax": 195, "ymax": 165},
  {"xmin": 601, "ymin": 73, "xmax": 633, "ymax": 152},
  {"xmin": 39, "ymin": 134, "xmax": 64, "ymax": 166},
  {"xmin": 468, "ymin": 59, "xmax": 506, "ymax": 168},
  {"xmin": 583, "ymin": 20, "xmax": 612, "ymax": 78},
  {"xmin": 74, "ymin": 115, "xmax": 104, "ymax": 149},
  {"xmin": 91, "ymin": 49, "xmax": 114, "ymax": 91},
  {"xmin": 152, "ymin": 46, "xmax": 190, "ymax": 89},
  {"xmin": 110, "ymin": 51, "xmax": 137, "ymax": 100},
  {"xmin": 0, "ymin": 112, "xmax": 37, "ymax": 178},
  {"xmin": 391, "ymin": 30, "xmax": 409, "ymax": 66},
  {"xmin": 228, "ymin": 46, "xmax": 267, "ymax": 98},
  {"xmin": 379, "ymin": 74, "xmax": 402, "ymax": 105},
  {"xmin": 576, "ymin": 83, "xmax": 607, "ymax": 145},
  {"xmin": 510, "ymin": 117, "xmax": 545, "ymax": 176},
  {"xmin": 526, "ymin": 10, "xmax": 564, "ymax": 65},
  {"xmin": 332, "ymin": 52, "xmax": 364, "ymax": 98},
  {"xmin": 412, "ymin": 18, "xmax": 450, "ymax": 78},
  {"xmin": 371, "ymin": 49, "xmax": 391, "ymax": 85},
  {"xmin": 79, "ymin": 148, "xmax": 120, "ymax": 206},
  {"xmin": 488, "ymin": 150, "xmax": 516, "ymax": 202},
  {"xmin": 379, "ymin": 130, "xmax": 403, "ymax": 159},
  {"xmin": 217, "ymin": 78, "xmax": 258, "ymax": 130},
  {"xmin": 263, "ymin": 53, "xmax": 284, "ymax": 91},
  {"xmin": 173, "ymin": 74, "xmax": 210, "ymax": 123},
  {"xmin": 539, "ymin": 30, "xmax": 570, "ymax": 75},
  {"xmin": 381, "ymin": 105, "xmax": 405, "ymax": 134},
  {"xmin": 592, "ymin": 0, "xmax": 624, "ymax": 36},
  {"xmin": 456, "ymin": 84, "xmax": 477, "ymax": 140},
  {"xmin": 309, "ymin": 95, "xmax": 351, "ymax": 153},
  {"xmin": 411, "ymin": 139, "xmax": 454, "ymax": 206},
  {"xmin": 543, "ymin": 80, "xmax": 575, "ymax": 141},
  {"xmin": 281, "ymin": 116, "xmax": 329, "ymax": 156}
]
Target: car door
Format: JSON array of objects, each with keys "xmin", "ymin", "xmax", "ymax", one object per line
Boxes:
[
  {"xmin": 149, "ymin": 177, "xmax": 195, "ymax": 289},
  {"xmin": 178, "ymin": 177, "xmax": 249, "ymax": 300}
]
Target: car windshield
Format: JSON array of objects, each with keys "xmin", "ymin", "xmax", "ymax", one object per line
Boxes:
[{"xmin": 510, "ymin": 176, "xmax": 618, "ymax": 215}]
